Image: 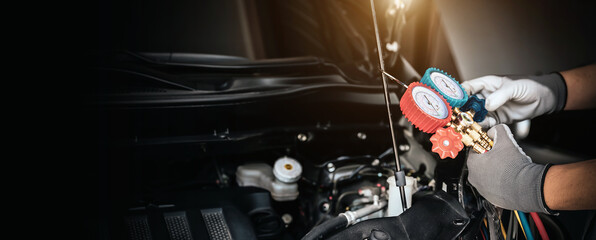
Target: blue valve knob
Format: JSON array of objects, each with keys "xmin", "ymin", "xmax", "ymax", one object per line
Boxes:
[{"xmin": 460, "ymin": 95, "xmax": 488, "ymax": 122}]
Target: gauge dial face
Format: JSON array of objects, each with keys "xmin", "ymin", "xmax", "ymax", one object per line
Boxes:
[
  {"xmin": 412, "ymin": 86, "xmax": 449, "ymax": 119},
  {"xmin": 430, "ymin": 72, "xmax": 464, "ymax": 99}
]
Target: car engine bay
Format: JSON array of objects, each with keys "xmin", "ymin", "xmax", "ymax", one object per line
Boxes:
[
  {"xmin": 91, "ymin": 68, "xmax": 476, "ymax": 239},
  {"xmin": 84, "ymin": 0, "xmax": 596, "ymax": 239}
]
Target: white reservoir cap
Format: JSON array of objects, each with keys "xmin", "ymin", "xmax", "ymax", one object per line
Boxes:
[{"xmin": 273, "ymin": 156, "xmax": 302, "ymax": 183}]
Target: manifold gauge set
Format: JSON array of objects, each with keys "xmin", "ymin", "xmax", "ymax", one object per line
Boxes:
[{"xmin": 399, "ymin": 68, "xmax": 493, "ymax": 159}]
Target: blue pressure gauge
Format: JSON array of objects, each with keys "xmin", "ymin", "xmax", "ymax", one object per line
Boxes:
[{"xmin": 420, "ymin": 68, "xmax": 468, "ymax": 108}]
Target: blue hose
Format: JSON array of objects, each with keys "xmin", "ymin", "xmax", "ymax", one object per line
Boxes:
[
  {"xmin": 517, "ymin": 211, "xmax": 535, "ymax": 240},
  {"xmin": 481, "ymin": 223, "xmax": 489, "ymax": 240}
]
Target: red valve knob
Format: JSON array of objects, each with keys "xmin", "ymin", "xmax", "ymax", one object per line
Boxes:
[
  {"xmin": 430, "ymin": 127, "xmax": 464, "ymax": 159},
  {"xmin": 400, "ymin": 82, "xmax": 452, "ymax": 133}
]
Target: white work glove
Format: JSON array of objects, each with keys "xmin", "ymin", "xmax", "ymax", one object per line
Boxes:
[
  {"xmin": 467, "ymin": 124, "xmax": 555, "ymax": 214},
  {"xmin": 461, "ymin": 73, "xmax": 567, "ymax": 128}
]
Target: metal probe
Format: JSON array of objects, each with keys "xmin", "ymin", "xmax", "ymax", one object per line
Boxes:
[
  {"xmin": 370, "ymin": 0, "xmax": 408, "ymax": 212},
  {"xmin": 382, "ymin": 71, "xmax": 408, "ymax": 89}
]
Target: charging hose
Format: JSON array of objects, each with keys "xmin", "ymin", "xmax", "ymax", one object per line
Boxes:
[
  {"xmin": 530, "ymin": 212, "xmax": 550, "ymax": 240},
  {"xmin": 516, "ymin": 211, "xmax": 535, "ymax": 240}
]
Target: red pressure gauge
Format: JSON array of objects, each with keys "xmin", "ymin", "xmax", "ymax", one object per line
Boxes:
[{"xmin": 399, "ymin": 82, "xmax": 452, "ymax": 134}]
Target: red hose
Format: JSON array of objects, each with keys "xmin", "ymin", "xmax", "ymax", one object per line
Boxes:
[{"xmin": 530, "ymin": 212, "xmax": 550, "ymax": 240}]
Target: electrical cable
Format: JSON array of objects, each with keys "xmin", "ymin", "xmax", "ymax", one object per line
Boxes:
[
  {"xmin": 481, "ymin": 227, "xmax": 487, "ymax": 240},
  {"xmin": 516, "ymin": 211, "xmax": 535, "ymax": 240},
  {"xmin": 507, "ymin": 211, "xmax": 514, "ymax": 240},
  {"xmin": 481, "ymin": 221, "xmax": 490, "ymax": 240},
  {"xmin": 514, "ymin": 211, "xmax": 527, "ymax": 239},
  {"xmin": 484, "ymin": 216, "xmax": 505, "ymax": 240},
  {"xmin": 501, "ymin": 219, "xmax": 507, "ymax": 240},
  {"xmin": 483, "ymin": 217, "xmax": 494, "ymax": 240},
  {"xmin": 512, "ymin": 215, "xmax": 519, "ymax": 240},
  {"xmin": 519, "ymin": 211, "xmax": 535, "ymax": 240},
  {"xmin": 530, "ymin": 212, "xmax": 550, "ymax": 240}
]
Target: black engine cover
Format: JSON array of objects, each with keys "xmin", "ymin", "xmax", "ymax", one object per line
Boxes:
[
  {"xmin": 121, "ymin": 187, "xmax": 283, "ymax": 240},
  {"xmin": 327, "ymin": 191, "xmax": 469, "ymax": 240}
]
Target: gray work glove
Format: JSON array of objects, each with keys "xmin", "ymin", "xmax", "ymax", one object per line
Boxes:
[
  {"xmin": 461, "ymin": 73, "xmax": 566, "ymax": 128},
  {"xmin": 467, "ymin": 124, "xmax": 555, "ymax": 214}
]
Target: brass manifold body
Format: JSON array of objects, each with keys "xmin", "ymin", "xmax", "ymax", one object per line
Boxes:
[{"xmin": 446, "ymin": 108, "xmax": 494, "ymax": 153}]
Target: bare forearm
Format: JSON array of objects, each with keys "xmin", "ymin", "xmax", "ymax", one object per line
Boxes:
[
  {"xmin": 561, "ymin": 64, "xmax": 596, "ymax": 110},
  {"xmin": 543, "ymin": 159, "xmax": 596, "ymax": 210}
]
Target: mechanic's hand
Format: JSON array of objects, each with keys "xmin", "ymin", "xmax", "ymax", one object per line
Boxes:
[
  {"xmin": 466, "ymin": 124, "xmax": 553, "ymax": 214},
  {"xmin": 461, "ymin": 73, "xmax": 566, "ymax": 128}
]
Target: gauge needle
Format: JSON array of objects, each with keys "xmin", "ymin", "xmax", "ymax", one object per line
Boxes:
[
  {"xmin": 441, "ymin": 79, "xmax": 457, "ymax": 93},
  {"xmin": 424, "ymin": 95, "xmax": 440, "ymax": 115}
]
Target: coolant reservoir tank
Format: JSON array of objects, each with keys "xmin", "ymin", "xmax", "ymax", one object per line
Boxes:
[
  {"xmin": 236, "ymin": 156, "xmax": 302, "ymax": 201},
  {"xmin": 273, "ymin": 156, "xmax": 302, "ymax": 183}
]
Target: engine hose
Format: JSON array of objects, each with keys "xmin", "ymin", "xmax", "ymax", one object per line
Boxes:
[
  {"xmin": 301, "ymin": 215, "xmax": 348, "ymax": 240},
  {"xmin": 302, "ymin": 201, "xmax": 388, "ymax": 240},
  {"xmin": 537, "ymin": 213, "xmax": 567, "ymax": 240}
]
